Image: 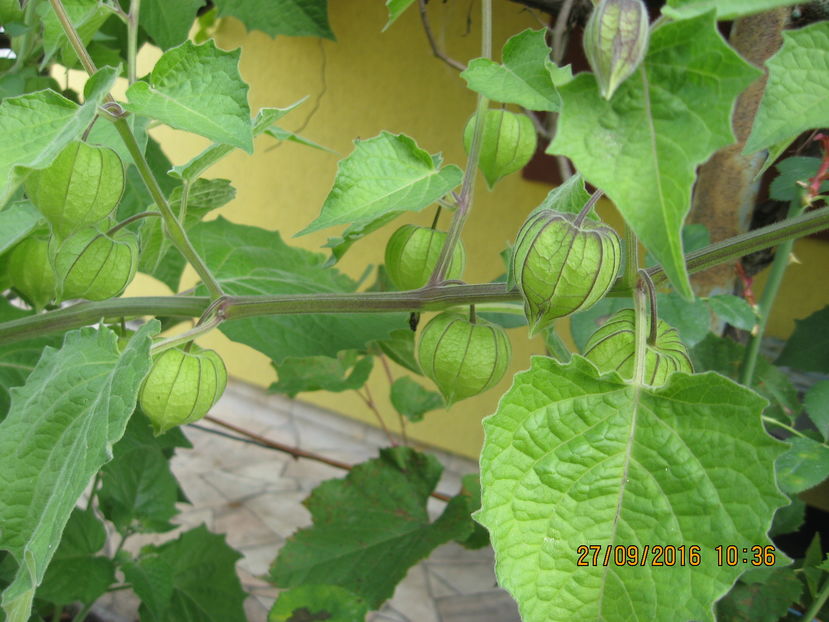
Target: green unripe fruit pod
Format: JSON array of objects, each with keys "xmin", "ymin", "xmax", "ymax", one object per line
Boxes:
[
  {"xmin": 25, "ymin": 141, "xmax": 125, "ymax": 237},
  {"xmin": 139, "ymin": 344, "xmax": 228, "ymax": 435},
  {"xmin": 512, "ymin": 209, "xmax": 621, "ymax": 335},
  {"xmin": 53, "ymin": 228, "xmax": 139, "ymax": 301},
  {"xmin": 583, "ymin": 308, "xmax": 693, "ymax": 386},
  {"xmin": 583, "ymin": 0, "xmax": 649, "ymax": 100},
  {"xmin": 7, "ymin": 236, "xmax": 57, "ymax": 309},
  {"xmin": 463, "ymin": 109, "xmax": 537, "ymax": 189},
  {"xmin": 417, "ymin": 311, "xmax": 511, "ymax": 405},
  {"xmin": 384, "ymin": 224, "xmax": 465, "ymax": 290}
]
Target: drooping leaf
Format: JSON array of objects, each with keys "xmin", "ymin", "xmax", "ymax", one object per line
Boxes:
[
  {"xmin": 128, "ymin": 525, "xmax": 246, "ymax": 622},
  {"xmin": 549, "ymin": 13, "xmax": 761, "ymax": 298},
  {"xmin": 374, "ymin": 328, "xmax": 420, "ymax": 374},
  {"xmin": 140, "ymin": 0, "xmax": 207, "ymax": 50},
  {"xmin": 36, "ymin": 508, "xmax": 115, "ymax": 604},
  {"xmin": 189, "ymin": 218, "xmax": 407, "ymax": 362},
  {"xmin": 776, "ymin": 306, "xmax": 829, "ymax": 373},
  {"xmin": 298, "ymin": 132, "xmax": 463, "ymax": 256},
  {"xmin": 0, "ymin": 201, "xmax": 41, "ymax": 255},
  {"xmin": 98, "ymin": 411, "xmax": 184, "ymax": 535},
  {"xmin": 389, "ymin": 376, "xmax": 444, "ymax": 422},
  {"xmin": 662, "ymin": 0, "xmax": 801, "ymax": 20},
  {"xmin": 0, "ymin": 67, "xmax": 118, "ymax": 207},
  {"xmin": 0, "ymin": 321, "xmax": 158, "ymax": 622},
  {"xmin": 477, "ymin": 356, "xmax": 787, "ymax": 622},
  {"xmin": 383, "ymin": 0, "xmax": 417, "ymax": 30},
  {"xmin": 0, "ymin": 299, "xmax": 63, "ymax": 419},
  {"xmin": 775, "ymin": 436, "xmax": 829, "ymax": 494},
  {"xmin": 270, "ymin": 447, "xmax": 474, "ymax": 608},
  {"xmin": 125, "ymin": 40, "xmax": 253, "ymax": 153},
  {"xmin": 805, "ymin": 380, "xmax": 829, "ymax": 441},
  {"xmin": 270, "ymin": 351, "xmax": 374, "ymax": 397},
  {"xmin": 268, "ymin": 585, "xmax": 369, "ymax": 622},
  {"xmin": 213, "ymin": 0, "xmax": 334, "ymax": 40},
  {"xmin": 745, "ymin": 21, "xmax": 829, "ymax": 155},
  {"xmin": 692, "ymin": 334, "xmax": 801, "ymax": 423},
  {"xmin": 715, "ymin": 567, "xmax": 803, "ymax": 622}
]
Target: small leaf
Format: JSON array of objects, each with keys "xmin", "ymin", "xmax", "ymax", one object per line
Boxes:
[
  {"xmin": 298, "ymin": 132, "xmax": 462, "ymax": 240},
  {"xmin": 125, "ymin": 40, "xmax": 253, "ymax": 153},
  {"xmin": 776, "ymin": 306, "xmax": 829, "ymax": 373},
  {"xmin": 805, "ymin": 380, "xmax": 829, "ymax": 441},
  {"xmin": 715, "ymin": 567, "xmax": 803, "ymax": 622},
  {"xmin": 0, "ymin": 67, "xmax": 118, "ymax": 206},
  {"xmin": 478, "ymin": 356, "xmax": 787, "ymax": 622},
  {"xmin": 656, "ymin": 291, "xmax": 711, "ymax": 347},
  {"xmin": 390, "ymin": 377, "xmax": 444, "ymax": 422},
  {"xmin": 0, "ymin": 201, "xmax": 41, "ymax": 255},
  {"xmin": 383, "ymin": 0, "xmax": 417, "ymax": 30},
  {"xmin": 745, "ymin": 21, "xmax": 829, "ymax": 155},
  {"xmin": 662, "ymin": 0, "xmax": 800, "ymax": 20},
  {"xmin": 770, "ymin": 156, "xmax": 826, "ymax": 203},
  {"xmin": 268, "ymin": 585, "xmax": 368, "ymax": 622},
  {"xmin": 776, "ymin": 436, "xmax": 829, "ymax": 494},
  {"xmin": 461, "ymin": 29, "xmax": 567, "ymax": 111},
  {"xmin": 550, "ymin": 13, "xmax": 761, "ymax": 298},
  {"xmin": 269, "ymin": 447, "xmax": 473, "ymax": 608},
  {"xmin": 456, "ymin": 474, "xmax": 489, "ymax": 550},
  {"xmin": 213, "ymin": 0, "xmax": 334, "ymax": 40},
  {"xmin": 0, "ymin": 321, "xmax": 158, "ymax": 621},
  {"xmin": 140, "ymin": 0, "xmax": 207, "ymax": 50},
  {"xmin": 270, "ymin": 352, "xmax": 373, "ymax": 398},
  {"xmin": 130, "ymin": 525, "xmax": 246, "ymax": 622},
  {"xmin": 706, "ymin": 294, "xmax": 757, "ymax": 331}
]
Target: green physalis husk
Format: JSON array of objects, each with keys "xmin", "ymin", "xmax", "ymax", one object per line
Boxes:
[
  {"xmin": 7, "ymin": 236, "xmax": 58, "ymax": 310},
  {"xmin": 384, "ymin": 224, "xmax": 465, "ymax": 290},
  {"xmin": 417, "ymin": 311, "xmax": 511, "ymax": 405},
  {"xmin": 583, "ymin": 0, "xmax": 650, "ymax": 100},
  {"xmin": 25, "ymin": 141, "xmax": 125, "ymax": 237},
  {"xmin": 139, "ymin": 344, "xmax": 228, "ymax": 435},
  {"xmin": 512, "ymin": 209, "xmax": 621, "ymax": 336},
  {"xmin": 463, "ymin": 109, "xmax": 537, "ymax": 188},
  {"xmin": 583, "ymin": 308, "xmax": 693, "ymax": 386},
  {"xmin": 53, "ymin": 228, "xmax": 139, "ymax": 301}
]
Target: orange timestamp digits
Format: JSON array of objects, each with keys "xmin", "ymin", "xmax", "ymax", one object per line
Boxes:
[{"xmin": 576, "ymin": 545, "xmax": 702, "ymax": 567}]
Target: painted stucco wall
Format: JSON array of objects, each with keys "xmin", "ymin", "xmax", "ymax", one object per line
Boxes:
[{"xmin": 126, "ymin": 2, "xmax": 829, "ymax": 459}]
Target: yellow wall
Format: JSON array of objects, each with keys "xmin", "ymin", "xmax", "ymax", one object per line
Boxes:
[{"xmin": 126, "ymin": 2, "xmax": 829, "ymax": 459}]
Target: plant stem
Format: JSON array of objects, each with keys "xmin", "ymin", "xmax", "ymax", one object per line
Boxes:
[
  {"xmin": 355, "ymin": 386, "xmax": 395, "ymax": 446},
  {"xmin": 106, "ymin": 210, "xmax": 161, "ymax": 236},
  {"xmin": 739, "ymin": 201, "xmax": 805, "ymax": 386},
  {"xmin": 622, "ymin": 225, "xmax": 639, "ymax": 291},
  {"xmin": 640, "ymin": 271, "xmax": 658, "ymax": 345},
  {"xmin": 150, "ymin": 313, "xmax": 223, "ymax": 355},
  {"xmin": 803, "ymin": 575, "xmax": 829, "ymax": 622},
  {"xmin": 49, "ymin": 0, "xmax": 98, "ymax": 77},
  {"xmin": 417, "ymin": 0, "xmax": 466, "ymax": 72},
  {"xmin": 127, "ymin": 0, "xmax": 140, "ymax": 84},
  {"xmin": 428, "ymin": 0, "xmax": 491, "ymax": 286},
  {"xmin": 71, "ymin": 602, "xmax": 93, "ymax": 622},
  {"xmin": 574, "ymin": 189, "xmax": 603, "ymax": 227},
  {"xmin": 631, "ymin": 273, "xmax": 649, "ymax": 386},
  {"xmin": 761, "ymin": 415, "xmax": 809, "ymax": 440}
]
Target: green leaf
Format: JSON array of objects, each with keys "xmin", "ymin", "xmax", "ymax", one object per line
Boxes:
[
  {"xmin": 769, "ymin": 495, "xmax": 805, "ymax": 537},
  {"xmin": 0, "ymin": 201, "xmax": 41, "ymax": 255},
  {"xmin": 36, "ymin": 508, "xmax": 115, "ymax": 604},
  {"xmin": 715, "ymin": 567, "xmax": 803, "ymax": 622},
  {"xmin": 477, "ymin": 356, "xmax": 787, "ymax": 622},
  {"xmin": 770, "ymin": 156, "xmax": 826, "ymax": 203},
  {"xmin": 374, "ymin": 328, "xmax": 420, "ymax": 374},
  {"xmin": 0, "ymin": 321, "xmax": 158, "ymax": 622},
  {"xmin": 298, "ymin": 132, "xmax": 463, "ymax": 241},
  {"xmin": 461, "ymin": 29, "xmax": 569, "ymax": 111},
  {"xmin": 745, "ymin": 22, "xmax": 829, "ymax": 155},
  {"xmin": 125, "ymin": 40, "xmax": 253, "ymax": 153},
  {"xmin": 776, "ymin": 436, "xmax": 829, "ymax": 494},
  {"xmin": 98, "ymin": 411, "xmax": 183, "ymax": 535},
  {"xmin": 805, "ymin": 380, "xmax": 829, "ymax": 441},
  {"xmin": 129, "ymin": 525, "xmax": 246, "ymax": 622},
  {"xmin": 549, "ymin": 13, "xmax": 760, "ymax": 298},
  {"xmin": 705, "ymin": 295, "xmax": 757, "ymax": 331},
  {"xmin": 656, "ymin": 292, "xmax": 711, "ymax": 347},
  {"xmin": 455, "ymin": 474, "xmax": 489, "ymax": 550},
  {"xmin": 776, "ymin": 306, "xmax": 829, "ymax": 373},
  {"xmin": 0, "ymin": 299, "xmax": 63, "ymax": 419},
  {"xmin": 213, "ymin": 0, "xmax": 334, "ymax": 40},
  {"xmin": 140, "ymin": 0, "xmax": 207, "ymax": 50},
  {"xmin": 383, "ymin": 0, "xmax": 416, "ymax": 30},
  {"xmin": 692, "ymin": 334, "xmax": 801, "ymax": 423},
  {"xmin": 0, "ymin": 67, "xmax": 118, "ymax": 207},
  {"xmin": 389, "ymin": 377, "xmax": 444, "ymax": 422},
  {"xmin": 270, "ymin": 447, "xmax": 473, "ymax": 608},
  {"xmin": 270, "ymin": 351, "xmax": 373, "ymax": 398},
  {"xmin": 38, "ymin": 0, "xmax": 110, "ymax": 68},
  {"xmin": 0, "ymin": 0, "xmax": 23, "ymax": 22},
  {"xmin": 263, "ymin": 125, "xmax": 335, "ymax": 153},
  {"xmin": 268, "ymin": 585, "xmax": 369, "ymax": 622},
  {"xmin": 662, "ymin": 0, "xmax": 800, "ymax": 20},
  {"xmin": 189, "ymin": 218, "xmax": 407, "ymax": 362},
  {"xmin": 464, "ymin": 109, "xmax": 537, "ymax": 189}
]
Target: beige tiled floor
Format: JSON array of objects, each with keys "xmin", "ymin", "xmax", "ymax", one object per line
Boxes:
[{"xmin": 93, "ymin": 381, "xmax": 520, "ymax": 622}]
